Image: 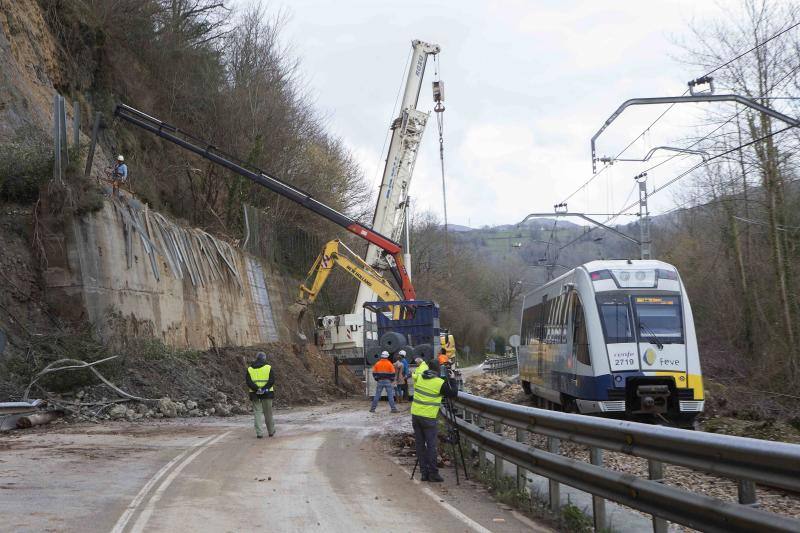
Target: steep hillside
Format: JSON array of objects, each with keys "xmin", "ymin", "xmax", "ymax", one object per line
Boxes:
[{"xmin": 0, "ymin": 1, "xmax": 367, "ymax": 405}]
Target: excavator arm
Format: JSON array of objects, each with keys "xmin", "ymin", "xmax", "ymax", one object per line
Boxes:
[{"xmin": 294, "ymin": 240, "xmax": 401, "ymax": 318}]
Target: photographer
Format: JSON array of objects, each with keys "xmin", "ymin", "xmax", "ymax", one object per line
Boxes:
[{"xmin": 410, "ymin": 359, "xmax": 458, "ymax": 482}]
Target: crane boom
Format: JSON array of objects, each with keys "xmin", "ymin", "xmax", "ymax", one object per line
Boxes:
[
  {"xmin": 113, "ymin": 103, "xmax": 416, "ymax": 301},
  {"xmin": 353, "ymin": 39, "xmax": 440, "ymax": 311}
]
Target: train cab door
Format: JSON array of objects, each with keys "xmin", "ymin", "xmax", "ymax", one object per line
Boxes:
[{"xmin": 597, "ymin": 293, "xmax": 640, "ymax": 373}]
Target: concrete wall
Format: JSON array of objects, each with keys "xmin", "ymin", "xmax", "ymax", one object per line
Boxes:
[{"xmin": 43, "ymin": 196, "xmax": 292, "ymax": 349}]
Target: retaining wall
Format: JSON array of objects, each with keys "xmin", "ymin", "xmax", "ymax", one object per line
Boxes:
[{"xmin": 43, "ymin": 195, "xmax": 292, "ymax": 348}]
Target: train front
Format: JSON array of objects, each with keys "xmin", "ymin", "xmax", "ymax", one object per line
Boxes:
[{"xmin": 586, "ymin": 260, "xmax": 704, "ymax": 425}]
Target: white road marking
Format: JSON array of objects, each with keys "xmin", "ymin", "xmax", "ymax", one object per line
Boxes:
[
  {"xmin": 109, "ymin": 431, "xmax": 229, "ymax": 533},
  {"xmin": 129, "ymin": 431, "xmax": 231, "ymax": 533},
  {"xmin": 399, "ymin": 466, "xmax": 493, "ymax": 533}
]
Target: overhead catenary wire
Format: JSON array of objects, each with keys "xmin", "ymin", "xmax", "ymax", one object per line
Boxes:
[
  {"xmin": 616, "ymin": 123, "xmax": 797, "ymax": 214},
  {"xmin": 559, "ymin": 20, "xmax": 800, "ymax": 207},
  {"xmin": 550, "ymin": 116, "xmax": 799, "ymax": 259}
]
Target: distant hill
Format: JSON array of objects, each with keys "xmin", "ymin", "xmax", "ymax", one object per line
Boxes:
[{"xmin": 446, "ymin": 224, "xmax": 474, "ymax": 232}]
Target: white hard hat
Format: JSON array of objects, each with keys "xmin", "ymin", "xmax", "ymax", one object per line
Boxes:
[
  {"xmin": 380, "ymin": 351, "xmax": 390, "ymax": 358},
  {"xmin": 117, "ymin": 155, "xmax": 124, "ymax": 162},
  {"xmin": 398, "ymin": 350, "xmax": 406, "ymax": 356}
]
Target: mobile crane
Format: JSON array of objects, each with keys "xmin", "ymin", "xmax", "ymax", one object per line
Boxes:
[{"xmin": 310, "ymin": 39, "xmax": 446, "ymax": 357}]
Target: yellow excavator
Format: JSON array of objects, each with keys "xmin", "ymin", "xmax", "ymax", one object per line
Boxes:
[
  {"xmin": 291, "ymin": 239, "xmax": 404, "ymax": 325},
  {"xmin": 292, "ymin": 239, "xmax": 456, "ymax": 361}
]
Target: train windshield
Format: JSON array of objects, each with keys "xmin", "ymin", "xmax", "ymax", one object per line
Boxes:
[
  {"xmin": 633, "ymin": 296, "xmax": 684, "ymax": 342},
  {"xmin": 596, "ymin": 295, "xmax": 634, "ymax": 343}
]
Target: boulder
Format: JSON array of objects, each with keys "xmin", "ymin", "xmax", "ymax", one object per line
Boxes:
[
  {"xmin": 109, "ymin": 404, "xmax": 128, "ymax": 420},
  {"xmin": 214, "ymin": 402, "xmax": 232, "ymax": 417},
  {"xmin": 158, "ymin": 397, "xmax": 179, "ymax": 418}
]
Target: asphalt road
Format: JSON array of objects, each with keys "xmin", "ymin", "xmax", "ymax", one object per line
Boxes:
[{"xmin": 0, "ymin": 400, "xmax": 547, "ymax": 532}]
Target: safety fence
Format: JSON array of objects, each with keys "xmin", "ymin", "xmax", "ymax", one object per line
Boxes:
[
  {"xmin": 446, "ymin": 392, "xmax": 800, "ymax": 532},
  {"xmin": 482, "ymin": 355, "xmax": 518, "ymax": 375}
]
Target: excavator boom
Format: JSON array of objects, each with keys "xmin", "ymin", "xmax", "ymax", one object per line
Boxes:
[{"xmin": 295, "ymin": 240, "xmax": 401, "ymax": 317}]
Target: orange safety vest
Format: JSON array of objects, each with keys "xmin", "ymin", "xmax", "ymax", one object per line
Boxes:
[
  {"xmin": 372, "ymin": 358, "xmax": 396, "ymax": 380},
  {"xmin": 438, "ymin": 353, "xmax": 449, "ymax": 365}
]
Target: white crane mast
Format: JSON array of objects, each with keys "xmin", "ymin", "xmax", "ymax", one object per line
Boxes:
[{"xmin": 353, "ymin": 39, "xmax": 440, "ymax": 311}]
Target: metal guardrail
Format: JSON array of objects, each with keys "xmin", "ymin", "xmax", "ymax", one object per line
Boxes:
[
  {"xmin": 448, "ymin": 392, "xmax": 800, "ymax": 532},
  {"xmin": 482, "ymin": 355, "xmax": 518, "ymax": 375}
]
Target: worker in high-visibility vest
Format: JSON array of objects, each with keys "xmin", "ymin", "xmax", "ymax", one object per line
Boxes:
[
  {"xmin": 412, "ymin": 356, "xmax": 429, "ymax": 382},
  {"xmin": 411, "ymin": 359, "xmax": 458, "ymax": 482},
  {"xmin": 245, "ymin": 351, "xmax": 275, "ymax": 439},
  {"xmin": 370, "ymin": 351, "xmax": 398, "ymax": 413}
]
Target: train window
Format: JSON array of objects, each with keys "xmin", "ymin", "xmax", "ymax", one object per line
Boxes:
[
  {"xmin": 572, "ymin": 294, "xmax": 590, "ymax": 365},
  {"xmin": 596, "ymin": 295, "xmax": 634, "ymax": 343},
  {"xmin": 521, "ymin": 304, "xmax": 542, "ymax": 345},
  {"xmin": 633, "ymin": 296, "xmax": 684, "ymax": 342}
]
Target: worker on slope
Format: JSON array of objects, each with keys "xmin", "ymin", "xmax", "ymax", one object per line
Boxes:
[
  {"xmin": 110, "ymin": 155, "xmax": 128, "ymax": 197},
  {"xmin": 411, "ymin": 359, "xmax": 458, "ymax": 482},
  {"xmin": 245, "ymin": 351, "xmax": 275, "ymax": 439},
  {"xmin": 370, "ymin": 351, "xmax": 398, "ymax": 413}
]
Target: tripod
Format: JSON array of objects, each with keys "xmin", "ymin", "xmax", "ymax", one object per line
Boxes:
[{"xmin": 410, "ymin": 397, "xmax": 469, "ymax": 484}]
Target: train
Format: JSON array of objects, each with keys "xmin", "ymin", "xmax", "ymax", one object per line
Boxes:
[{"xmin": 517, "ymin": 259, "xmax": 704, "ymax": 425}]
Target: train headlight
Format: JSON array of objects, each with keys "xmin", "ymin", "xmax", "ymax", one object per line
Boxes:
[{"xmin": 611, "ymin": 269, "xmax": 656, "ymax": 288}]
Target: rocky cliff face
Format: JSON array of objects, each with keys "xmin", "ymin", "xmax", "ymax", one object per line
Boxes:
[{"xmin": 0, "ymin": 0, "xmax": 63, "ymax": 142}]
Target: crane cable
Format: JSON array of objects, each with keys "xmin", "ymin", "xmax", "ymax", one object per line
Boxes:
[{"xmin": 433, "ymin": 55, "xmax": 451, "ymax": 273}]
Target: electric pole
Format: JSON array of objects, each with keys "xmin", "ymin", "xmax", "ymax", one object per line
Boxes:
[{"xmin": 636, "ymin": 173, "xmax": 651, "ymax": 260}]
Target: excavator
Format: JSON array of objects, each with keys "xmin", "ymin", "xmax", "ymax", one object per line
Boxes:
[
  {"xmin": 291, "ymin": 239, "xmax": 404, "ymax": 321},
  {"xmin": 292, "ymin": 239, "xmax": 457, "ymax": 361}
]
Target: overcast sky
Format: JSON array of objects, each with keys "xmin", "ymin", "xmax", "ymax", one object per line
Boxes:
[{"xmin": 255, "ymin": 0, "xmax": 730, "ymax": 227}]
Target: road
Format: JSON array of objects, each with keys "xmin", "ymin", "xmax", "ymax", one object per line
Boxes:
[{"xmin": 0, "ymin": 400, "xmax": 547, "ymax": 532}]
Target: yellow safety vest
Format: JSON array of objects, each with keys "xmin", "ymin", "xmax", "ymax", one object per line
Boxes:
[
  {"xmin": 412, "ymin": 361, "xmax": 429, "ymax": 382},
  {"xmin": 411, "ymin": 374, "xmax": 444, "ymax": 419},
  {"xmin": 248, "ymin": 365, "xmax": 273, "ymax": 392}
]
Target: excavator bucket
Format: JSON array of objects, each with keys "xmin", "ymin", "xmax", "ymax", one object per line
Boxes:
[{"xmin": 288, "ymin": 301, "xmax": 309, "ymax": 342}]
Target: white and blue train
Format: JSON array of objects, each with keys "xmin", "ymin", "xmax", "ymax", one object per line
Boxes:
[{"xmin": 518, "ymin": 260, "xmax": 704, "ymax": 424}]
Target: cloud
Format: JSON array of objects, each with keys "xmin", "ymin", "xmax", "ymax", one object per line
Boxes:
[{"xmin": 261, "ymin": 0, "xmax": 730, "ymax": 228}]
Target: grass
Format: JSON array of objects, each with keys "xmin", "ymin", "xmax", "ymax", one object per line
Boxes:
[{"xmin": 441, "ymin": 436, "xmax": 612, "ymax": 533}]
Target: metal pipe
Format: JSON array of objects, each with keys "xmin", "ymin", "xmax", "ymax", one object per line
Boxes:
[
  {"xmin": 16, "ymin": 411, "xmax": 63, "ymax": 429},
  {"xmin": 518, "ymin": 212, "xmax": 641, "ymax": 245}
]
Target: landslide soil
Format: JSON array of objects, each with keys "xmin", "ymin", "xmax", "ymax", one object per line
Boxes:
[
  {"xmin": 0, "ymin": 206, "xmax": 360, "ymax": 408},
  {"xmin": 122, "ymin": 342, "xmax": 360, "ymax": 408}
]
